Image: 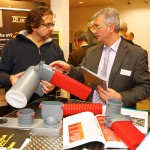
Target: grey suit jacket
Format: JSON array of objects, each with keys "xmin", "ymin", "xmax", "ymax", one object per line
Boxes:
[{"xmin": 68, "ymin": 39, "xmax": 150, "ymax": 107}]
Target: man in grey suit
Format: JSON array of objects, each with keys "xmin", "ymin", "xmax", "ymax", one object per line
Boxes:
[{"xmin": 50, "ymin": 7, "xmax": 150, "ymax": 108}]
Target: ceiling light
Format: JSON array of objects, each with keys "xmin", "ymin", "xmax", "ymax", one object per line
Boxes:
[{"xmin": 79, "ymin": 2, "xmax": 84, "ymax": 4}]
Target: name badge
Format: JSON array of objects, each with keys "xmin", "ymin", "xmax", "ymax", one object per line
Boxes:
[{"xmin": 120, "ymin": 69, "xmax": 131, "ymax": 76}]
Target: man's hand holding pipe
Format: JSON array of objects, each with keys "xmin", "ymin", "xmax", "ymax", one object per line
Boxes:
[
  {"xmin": 10, "ymin": 72, "xmax": 24, "ymax": 85},
  {"xmin": 50, "ymin": 60, "xmax": 71, "ymax": 73}
]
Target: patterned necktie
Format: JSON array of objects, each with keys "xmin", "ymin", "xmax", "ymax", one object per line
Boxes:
[
  {"xmin": 92, "ymin": 47, "xmax": 111, "ymax": 105},
  {"xmin": 101, "ymin": 47, "xmax": 111, "ymax": 78}
]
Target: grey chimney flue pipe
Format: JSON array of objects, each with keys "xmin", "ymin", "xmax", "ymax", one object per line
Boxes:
[{"xmin": 6, "ymin": 61, "xmax": 92, "ymax": 108}]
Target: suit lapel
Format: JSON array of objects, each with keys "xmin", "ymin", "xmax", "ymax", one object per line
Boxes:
[
  {"xmin": 92, "ymin": 44, "xmax": 103, "ymax": 73},
  {"xmin": 108, "ymin": 40, "xmax": 128, "ymax": 87}
]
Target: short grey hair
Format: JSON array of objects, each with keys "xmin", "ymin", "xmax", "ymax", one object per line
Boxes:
[{"xmin": 93, "ymin": 7, "xmax": 120, "ymax": 32}]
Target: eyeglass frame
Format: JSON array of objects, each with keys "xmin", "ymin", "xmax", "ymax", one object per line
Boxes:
[
  {"xmin": 91, "ymin": 23, "xmax": 113, "ymax": 30},
  {"xmin": 91, "ymin": 24, "xmax": 107, "ymax": 30},
  {"xmin": 40, "ymin": 22, "xmax": 55, "ymax": 28}
]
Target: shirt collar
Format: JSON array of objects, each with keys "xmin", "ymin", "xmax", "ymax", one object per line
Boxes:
[
  {"xmin": 18, "ymin": 30, "xmax": 52, "ymax": 43},
  {"xmin": 104, "ymin": 36, "xmax": 121, "ymax": 52},
  {"xmin": 80, "ymin": 43, "xmax": 88, "ymax": 48}
]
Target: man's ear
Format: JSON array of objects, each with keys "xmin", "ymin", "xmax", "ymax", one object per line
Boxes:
[
  {"xmin": 109, "ymin": 24, "xmax": 115, "ymax": 32},
  {"xmin": 31, "ymin": 23, "xmax": 36, "ymax": 29},
  {"xmin": 31, "ymin": 23, "xmax": 37, "ymax": 32}
]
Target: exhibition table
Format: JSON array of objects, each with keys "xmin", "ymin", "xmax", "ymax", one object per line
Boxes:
[{"xmin": 4, "ymin": 95, "xmax": 104, "ymax": 150}]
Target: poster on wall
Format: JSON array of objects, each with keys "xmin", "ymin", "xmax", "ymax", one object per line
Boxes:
[
  {"xmin": 0, "ymin": 9, "xmax": 60, "ymax": 57},
  {"xmin": 0, "ymin": 9, "xmax": 29, "ymax": 56}
]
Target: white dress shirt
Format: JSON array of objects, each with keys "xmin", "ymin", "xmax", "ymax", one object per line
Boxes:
[{"xmin": 92, "ymin": 37, "xmax": 121, "ymax": 104}]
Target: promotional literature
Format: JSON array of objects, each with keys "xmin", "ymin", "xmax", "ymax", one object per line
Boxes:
[
  {"xmin": 81, "ymin": 66, "xmax": 107, "ymax": 90},
  {"xmin": 63, "ymin": 108, "xmax": 148, "ymax": 149},
  {"xmin": 63, "ymin": 112, "xmax": 127, "ymax": 149},
  {"xmin": 0, "ymin": 127, "xmax": 30, "ymax": 149}
]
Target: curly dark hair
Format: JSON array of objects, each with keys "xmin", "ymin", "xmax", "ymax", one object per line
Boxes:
[{"xmin": 25, "ymin": 6, "xmax": 55, "ymax": 34}]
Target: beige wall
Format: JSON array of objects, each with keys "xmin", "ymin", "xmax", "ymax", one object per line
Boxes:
[
  {"xmin": 0, "ymin": 10, "xmax": 3, "ymax": 27},
  {"xmin": 51, "ymin": 0, "xmax": 69, "ymax": 61},
  {"xmin": 70, "ymin": 0, "xmax": 150, "ymax": 67}
]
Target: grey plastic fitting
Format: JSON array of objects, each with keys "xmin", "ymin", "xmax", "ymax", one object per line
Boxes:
[
  {"xmin": 105, "ymin": 99, "xmax": 131, "ymax": 128},
  {"xmin": 105, "ymin": 98, "xmax": 123, "ymax": 116},
  {"xmin": 6, "ymin": 61, "xmax": 54, "ymax": 108}
]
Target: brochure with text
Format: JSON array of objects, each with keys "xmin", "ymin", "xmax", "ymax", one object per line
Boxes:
[
  {"xmin": 81, "ymin": 66, "xmax": 107, "ymax": 90},
  {"xmin": 63, "ymin": 108, "xmax": 148, "ymax": 150},
  {"xmin": 0, "ymin": 127, "xmax": 30, "ymax": 149},
  {"xmin": 63, "ymin": 112, "xmax": 128, "ymax": 149}
]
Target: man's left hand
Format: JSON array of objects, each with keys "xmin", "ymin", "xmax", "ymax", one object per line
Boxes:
[
  {"xmin": 97, "ymin": 86, "xmax": 122, "ymax": 103},
  {"xmin": 41, "ymin": 80, "xmax": 55, "ymax": 94}
]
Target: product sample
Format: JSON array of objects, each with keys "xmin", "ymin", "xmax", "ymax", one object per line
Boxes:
[
  {"xmin": 63, "ymin": 103, "xmax": 102, "ymax": 116},
  {"xmin": 105, "ymin": 99, "xmax": 145, "ymax": 150},
  {"xmin": 6, "ymin": 61, "xmax": 92, "ymax": 108}
]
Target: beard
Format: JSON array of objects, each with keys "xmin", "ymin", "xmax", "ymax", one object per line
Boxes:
[
  {"xmin": 42, "ymin": 32, "xmax": 52, "ymax": 40},
  {"xmin": 36, "ymin": 30, "xmax": 52, "ymax": 41}
]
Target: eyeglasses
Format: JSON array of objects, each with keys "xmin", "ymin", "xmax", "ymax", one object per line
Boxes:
[
  {"xmin": 41, "ymin": 23, "xmax": 55, "ymax": 28},
  {"xmin": 92, "ymin": 24, "xmax": 106, "ymax": 29}
]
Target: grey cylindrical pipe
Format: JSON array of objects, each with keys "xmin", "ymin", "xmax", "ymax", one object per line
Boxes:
[
  {"xmin": 5, "ymin": 61, "xmax": 91, "ymax": 108},
  {"xmin": 6, "ymin": 66, "xmax": 41, "ymax": 108},
  {"xmin": 105, "ymin": 98, "xmax": 123, "ymax": 116}
]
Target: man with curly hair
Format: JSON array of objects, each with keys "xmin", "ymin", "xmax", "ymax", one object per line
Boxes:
[{"xmin": 0, "ymin": 6, "xmax": 65, "ymax": 109}]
